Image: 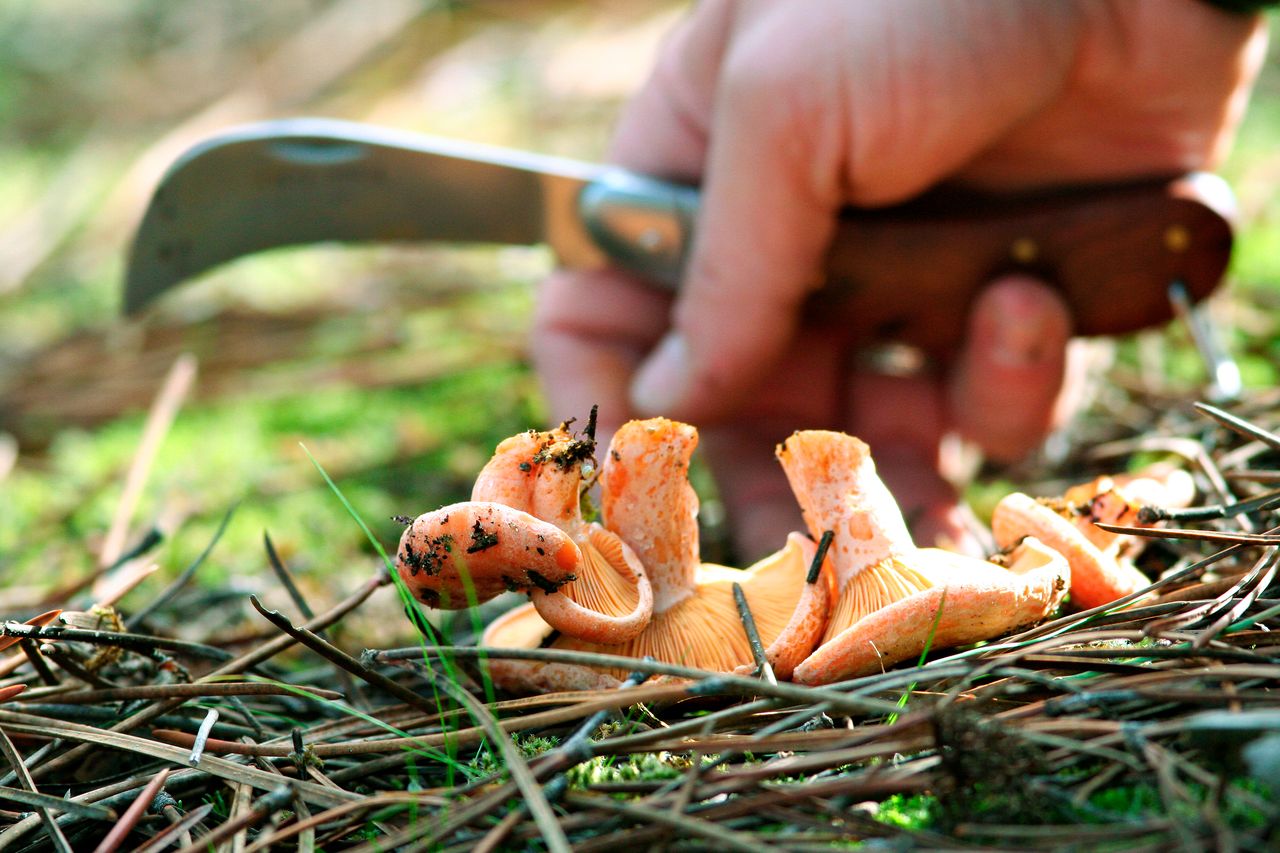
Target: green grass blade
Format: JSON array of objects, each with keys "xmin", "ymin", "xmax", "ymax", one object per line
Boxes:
[{"xmin": 888, "ymin": 588, "xmax": 948, "ymax": 725}]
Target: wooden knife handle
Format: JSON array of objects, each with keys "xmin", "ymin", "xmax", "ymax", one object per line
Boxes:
[
  {"xmin": 817, "ymin": 173, "xmax": 1235, "ymax": 356},
  {"xmin": 583, "ymin": 170, "xmax": 1234, "ymax": 355}
]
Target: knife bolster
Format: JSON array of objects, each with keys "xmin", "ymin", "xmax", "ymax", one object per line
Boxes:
[{"xmin": 579, "ymin": 170, "xmax": 698, "ymax": 289}]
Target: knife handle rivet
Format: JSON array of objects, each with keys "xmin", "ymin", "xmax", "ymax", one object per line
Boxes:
[
  {"xmin": 1009, "ymin": 237, "xmax": 1038, "ymax": 265},
  {"xmin": 1163, "ymin": 224, "xmax": 1190, "ymax": 253}
]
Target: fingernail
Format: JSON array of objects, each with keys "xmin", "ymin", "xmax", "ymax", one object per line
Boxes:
[
  {"xmin": 977, "ymin": 277, "xmax": 1071, "ymax": 369},
  {"xmin": 630, "ymin": 332, "xmax": 691, "ymax": 415},
  {"xmin": 990, "ymin": 303, "xmax": 1052, "ymax": 368}
]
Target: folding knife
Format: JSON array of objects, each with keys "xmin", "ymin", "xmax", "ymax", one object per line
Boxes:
[{"xmin": 124, "ymin": 118, "xmax": 1234, "ymax": 354}]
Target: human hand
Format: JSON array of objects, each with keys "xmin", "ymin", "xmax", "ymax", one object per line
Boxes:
[{"xmin": 533, "ymin": 0, "xmax": 1267, "ymax": 560}]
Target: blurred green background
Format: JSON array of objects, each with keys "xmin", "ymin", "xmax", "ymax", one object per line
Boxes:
[{"xmin": 0, "ymin": 2, "xmax": 1276, "ymax": 645}]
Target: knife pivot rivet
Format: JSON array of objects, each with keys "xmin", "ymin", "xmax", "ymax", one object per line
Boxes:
[
  {"xmin": 639, "ymin": 228, "xmax": 664, "ymax": 251},
  {"xmin": 1009, "ymin": 237, "xmax": 1038, "ymax": 265},
  {"xmin": 1163, "ymin": 224, "xmax": 1191, "ymax": 253}
]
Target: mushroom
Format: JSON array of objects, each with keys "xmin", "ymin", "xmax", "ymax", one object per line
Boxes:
[
  {"xmin": 470, "ymin": 425, "xmax": 653, "ymax": 644},
  {"xmin": 395, "ymin": 422, "xmax": 653, "ymax": 644},
  {"xmin": 481, "ymin": 418, "xmax": 835, "ymax": 693},
  {"xmin": 777, "ymin": 430, "xmax": 1069, "ymax": 685},
  {"xmin": 990, "ymin": 464, "xmax": 1195, "ymax": 611}
]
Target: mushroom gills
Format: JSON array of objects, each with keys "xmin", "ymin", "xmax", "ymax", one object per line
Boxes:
[
  {"xmin": 565, "ymin": 557, "xmax": 817, "ymax": 675},
  {"xmin": 529, "ymin": 524, "xmax": 652, "ymax": 643},
  {"xmin": 822, "ymin": 556, "xmax": 935, "ymax": 643},
  {"xmin": 555, "ymin": 527, "xmax": 642, "ymax": 618}
]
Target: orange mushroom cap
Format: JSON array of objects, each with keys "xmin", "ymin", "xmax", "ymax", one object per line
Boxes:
[
  {"xmin": 777, "ymin": 430, "xmax": 1068, "ymax": 685},
  {"xmin": 482, "ymin": 418, "xmax": 834, "ymax": 693}
]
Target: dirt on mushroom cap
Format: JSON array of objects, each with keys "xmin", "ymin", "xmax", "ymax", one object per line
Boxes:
[
  {"xmin": 395, "ymin": 501, "xmax": 579, "ymax": 608},
  {"xmin": 989, "ymin": 465, "xmax": 1195, "ymax": 611}
]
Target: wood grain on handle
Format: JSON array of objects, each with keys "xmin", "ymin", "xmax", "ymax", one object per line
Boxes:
[{"xmin": 816, "ymin": 173, "xmax": 1234, "ymax": 356}]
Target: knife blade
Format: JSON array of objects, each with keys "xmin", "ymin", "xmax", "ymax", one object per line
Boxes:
[{"xmin": 124, "ymin": 117, "xmax": 1235, "ymax": 355}]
